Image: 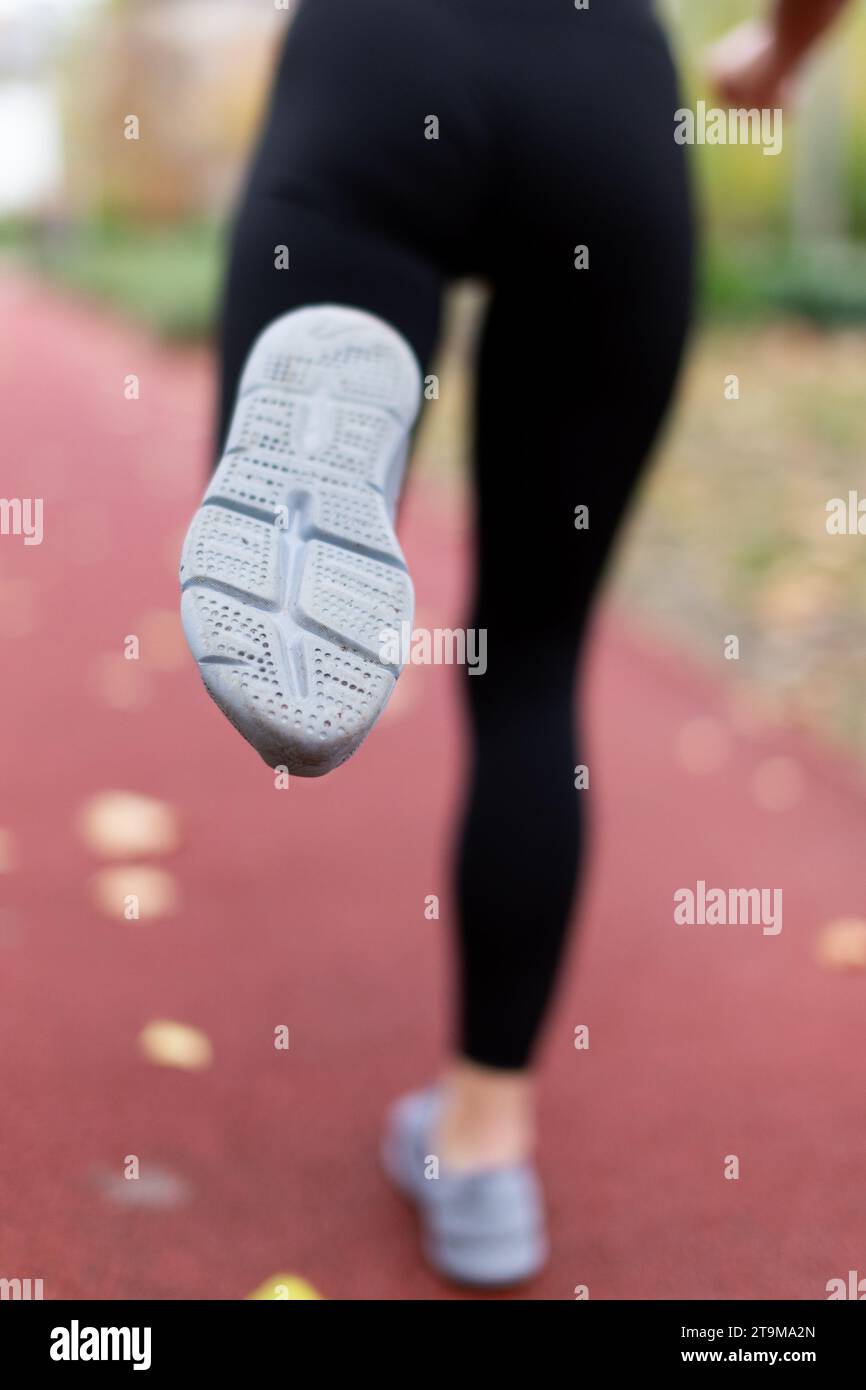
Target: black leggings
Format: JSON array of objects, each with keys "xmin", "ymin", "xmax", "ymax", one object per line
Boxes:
[{"xmin": 218, "ymin": 0, "xmax": 694, "ymax": 1069}]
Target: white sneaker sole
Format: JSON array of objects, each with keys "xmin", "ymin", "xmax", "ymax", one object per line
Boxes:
[{"xmin": 180, "ymin": 305, "xmax": 422, "ymax": 776}]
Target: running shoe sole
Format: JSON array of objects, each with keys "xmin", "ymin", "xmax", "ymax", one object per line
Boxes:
[{"xmin": 179, "ymin": 305, "xmax": 422, "ymax": 776}]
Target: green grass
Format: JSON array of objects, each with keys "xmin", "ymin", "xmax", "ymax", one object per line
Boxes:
[
  {"xmin": 702, "ymin": 238, "xmax": 866, "ymax": 326},
  {"xmin": 0, "ymin": 220, "xmax": 223, "ymax": 340}
]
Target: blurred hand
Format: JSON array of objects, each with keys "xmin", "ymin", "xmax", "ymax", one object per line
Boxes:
[{"xmin": 705, "ymin": 21, "xmax": 789, "ymax": 110}]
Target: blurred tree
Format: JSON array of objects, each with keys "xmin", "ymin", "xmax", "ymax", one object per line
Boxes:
[
  {"xmin": 791, "ymin": 37, "xmax": 847, "ymax": 248},
  {"xmin": 60, "ymin": 0, "xmax": 285, "ymax": 224}
]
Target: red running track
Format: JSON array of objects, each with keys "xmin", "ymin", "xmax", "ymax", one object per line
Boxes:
[{"xmin": 1, "ymin": 275, "xmax": 864, "ymax": 1301}]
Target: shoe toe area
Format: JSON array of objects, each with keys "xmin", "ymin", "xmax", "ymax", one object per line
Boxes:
[
  {"xmin": 423, "ymin": 1170, "xmax": 548, "ymax": 1288},
  {"xmin": 180, "ymin": 589, "xmax": 396, "ymax": 775}
]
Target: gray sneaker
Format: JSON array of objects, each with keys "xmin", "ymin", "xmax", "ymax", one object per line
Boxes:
[
  {"xmin": 180, "ymin": 304, "xmax": 421, "ymax": 777},
  {"xmin": 382, "ymin": 1088, "xmax": 548, "ymax": 1288}
]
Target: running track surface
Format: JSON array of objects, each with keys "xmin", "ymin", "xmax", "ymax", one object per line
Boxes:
[{"xmin": 1, "ymin": 275, "xmax": 865, "ymax": 1302}]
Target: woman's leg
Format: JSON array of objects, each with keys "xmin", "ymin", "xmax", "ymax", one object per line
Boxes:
[
  {"xmin": 438, "ymin": 11, "xmax": 695, "ymax": 1160},
  {"xmin": 439, "ymin": 272, "xmax": 692, "ymax": 1161}
]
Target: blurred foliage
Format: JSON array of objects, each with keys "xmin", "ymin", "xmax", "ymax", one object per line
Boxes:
[
  {"xmin": 612, "ymin": 322, "xmax": 866, "ymax": 761},
  {"xmin": 0, "ymin": 218, "xmax": 222, "ymax": 338},
  {"xmin": 704, "ymin": 240, "xmax": 866, "ymax": 325},
  {"xmin": 57, "ymin": 0, "xmax": 280, "ymax": 223},
  {"xmin": 3, "ymin": 0, "xmax": 866, "ymax": 337},
  {"xmin": 667, "ymin": 0, "xmax": 866, "ymax": 234}
]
